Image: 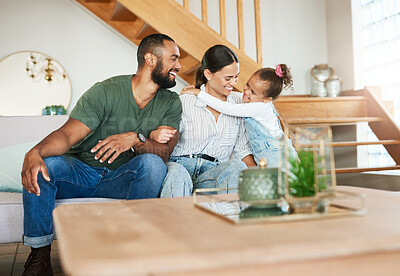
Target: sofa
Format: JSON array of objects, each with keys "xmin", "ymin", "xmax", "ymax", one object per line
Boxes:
[{"xmin": 0, "ymin": 115, "xmax": 116, "ymax": 243}]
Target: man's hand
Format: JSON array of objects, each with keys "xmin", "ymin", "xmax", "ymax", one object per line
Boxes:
[
  {"xmin": 21, "ymin": 149, "xmax": 50, "ymax": 196},
  {"xmin": 91, "ymin": 132, "xmax": 136, "ymax": 164},
  {"xmin": 19, "ymin": 118, "xmax": 91, "ymax": 196},
  {"xmin": 180, "ymin": 85, "xmax": 200, "ymax": 96},
  {"xmin": 150, "ymin": 128, "xmax": 177, "ymax": 143}
]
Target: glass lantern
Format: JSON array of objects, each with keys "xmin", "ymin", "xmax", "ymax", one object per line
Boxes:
[{"xmin": 283, "ymin": 125, "xmax": 337, "ymax": 213}]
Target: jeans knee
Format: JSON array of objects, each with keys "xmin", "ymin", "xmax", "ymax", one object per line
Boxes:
[
  {"xmin": 166, "ymin": 162, "xmax": 188, "ymax": 176},
  {"xmin": 215, "ymin": 160, "xmax": 246, "ymax": 185},
  {"xmin": 42, "ymin": 156, "xmax": 70, "ymax": 181},
  {"xmin": 134, "ymin": 154, "xmax": 167, "ymax": 176},
  {"xmin": 161, "ymin": 162, "xmax": 192, "ymax": 197},
  {"xmin": 225, "ymin": 160, "xmax": 247, "ymax": 172},
  {"xmin": 165, "ymin": 162, "xmax": 191, "ymax": 183},
  {"xmin": 43, "ymin": 156, "xmax": 60, "ymax": 170}
]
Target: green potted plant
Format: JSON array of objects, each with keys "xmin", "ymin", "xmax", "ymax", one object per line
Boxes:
[
  {"xmin": 288, "ymin": 149, "xmax": 327, "ymax": 198},
  {"xmin": 286, "ymin": 148, "xmax": 329, "ymax": 213}
]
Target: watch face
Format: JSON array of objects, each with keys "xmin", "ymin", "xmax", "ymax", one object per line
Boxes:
[{"xmin": 138, "ymin": 133, "xmax": 146, "ymax": 143}]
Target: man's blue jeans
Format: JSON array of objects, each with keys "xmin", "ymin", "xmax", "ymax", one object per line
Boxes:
[
  {"xmin": 23, "ymin": 153, "xmax": 166, "ymax": 248},
  {"xmin": 160, "ymin": 156, "xmax": 247, "ymax": 197}
]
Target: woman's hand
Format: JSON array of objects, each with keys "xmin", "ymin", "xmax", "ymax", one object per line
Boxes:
[
  {"xmin": 150, "ymin": 128, "xmax": 177, "ymax": 143},
  {"xmin": 180, "ymin": 85, "xmax": 200, "ymax": 96}
]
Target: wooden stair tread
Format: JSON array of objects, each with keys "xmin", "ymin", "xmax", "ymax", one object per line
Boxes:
[
  {"xmin": 300, "ymin": 140, "xmax": 400, "ymax": 148},
  {"xmin": 286, "ymin": 117, "xmax": 383, "ymax": 125},
  {"xmin": 85, "ymin": 0, "xmax": 111, "ymax": 2},
  {"xmin": 136, "ymin": 23, "xmax": 157, "ymax": 40},
  {"xmin": 298, "ymin": 140, "xmax": 400, "ymax": 148},
  {"xmin": 111, "ymin": 2, "xmax": 137, "ymax": 21},
  {"xmin": 276, "ymin": 95, "xmax": 367, "ymax": 103},
  {"xmin": 330, "ymin": 140, "xmax": 400, "ymax": 147},
  {"xmin": 334, "ymin": 165, "xmax": 400, "ymax": 174}
]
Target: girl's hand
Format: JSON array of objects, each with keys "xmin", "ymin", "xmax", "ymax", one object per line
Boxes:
[{"xmin": 180, "ymin": 85, "xmax": 200, "ymax": 96}]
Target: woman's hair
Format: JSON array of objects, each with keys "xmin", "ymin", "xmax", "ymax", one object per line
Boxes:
[
  {"xmin": 194, "ymin": 45, "xmax": 239, "ymax": 88},
  {"xmin": 256, "ymin": 64, "xmax": 293, "ymax": 99}
]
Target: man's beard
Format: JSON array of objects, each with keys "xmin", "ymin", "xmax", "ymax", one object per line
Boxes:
[{"xmin": 151, "ymin": 61, "xmax": 176, "ymax": 89}]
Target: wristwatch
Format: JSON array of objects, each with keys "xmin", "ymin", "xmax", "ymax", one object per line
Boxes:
[
  {"xmin": 131, "ymin": 133, "xmax": 146, "ymax": 152},
  {"xmin": 137, "ymin": 133, "xmax": 146, "ymax": 144}
]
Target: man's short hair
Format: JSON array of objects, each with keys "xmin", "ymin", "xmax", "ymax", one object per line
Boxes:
[{"xmin": 137, "ymin": 34, "xmax": 175, "ymax": 69}]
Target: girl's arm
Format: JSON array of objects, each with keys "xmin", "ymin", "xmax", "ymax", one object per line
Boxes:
[
  {"xmin": 180, "ymin": 85, "xmax": 199, "ymax": 95},
  {"xmin": 198, "ymin": 90, "xmax": 261, "ymax": 117}
]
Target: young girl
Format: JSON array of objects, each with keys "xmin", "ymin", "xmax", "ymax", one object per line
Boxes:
[{"xmin": 181, "ymin": 64, "xmax": 297, "ymax": 167}]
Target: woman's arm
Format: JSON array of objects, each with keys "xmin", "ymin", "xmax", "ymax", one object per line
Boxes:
[
  {"xmin": 198, "ymin": 90, "xmax": 261, "ymax": 117},
  {"xmin": 242, "ymin": 154, "xmax": 257, "ymax": 167}
]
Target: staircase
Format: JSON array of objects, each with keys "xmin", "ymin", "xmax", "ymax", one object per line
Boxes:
[
  {"xmin": 75, "ymin": 0, "xmax": 262, "ymax": 90},
  {"xmin": 275, "ymin": 87, "xmax": 400, "ymax": 174}
]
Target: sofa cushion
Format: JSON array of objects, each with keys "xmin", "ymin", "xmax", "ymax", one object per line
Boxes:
[
  {"xmin": 0, "ymin": 192, "xmax": 119, "ymax": 243},
  {"xmin": 0, "ymin": 192, "xmax": 24, "ymax": 243},
  {"xmin": 0, "ymin": 141, "xmax": 38, "ymax": 193}
]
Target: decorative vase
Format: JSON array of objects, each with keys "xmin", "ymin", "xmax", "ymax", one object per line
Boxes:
[
  {"xmin": 325, "ymin": 76, "xmax": 342, "ymax": 97},
  {"xmin": 310, "ymin": 64, "xmax": 334, "ymax": 97}
]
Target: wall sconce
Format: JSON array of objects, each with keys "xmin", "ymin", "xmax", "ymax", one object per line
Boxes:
[{"xmin": 26, "ymin": 52, "xmax": 66, "ymax": 82}]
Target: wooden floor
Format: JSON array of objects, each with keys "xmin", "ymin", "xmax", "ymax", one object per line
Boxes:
[{"xmin": 0, "ymin": 240, "xmax": 65, "ymax": 276}]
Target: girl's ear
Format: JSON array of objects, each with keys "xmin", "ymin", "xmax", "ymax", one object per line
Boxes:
[
  {"xmin": 144, "ymin": 53, "xmax": 156, "ymax": 67},
  {"xmin": 262, "ymin": 97, "xmax": 273, "ymax": 103},
  {"xmin": 204, "ymin": 69, "xmax": 212, "ymax": 81}
]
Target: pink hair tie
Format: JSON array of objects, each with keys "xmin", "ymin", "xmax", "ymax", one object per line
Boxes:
[{"xmin": 275, "ymin": 64, "xmax": 284, "ymax": 78}]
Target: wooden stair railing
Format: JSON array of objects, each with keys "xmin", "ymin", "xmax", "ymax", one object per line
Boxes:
[
  {"xmin": 75, "ymin": 0, "xmax": 262, "ymax": 90},
  {"xmin": 275, "ymin": 88, "xmax": 400, "ymax": 174}
]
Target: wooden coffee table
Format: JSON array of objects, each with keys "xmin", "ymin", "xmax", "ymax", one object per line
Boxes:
[{"xmin": 53, "ymin": 186, "xmax": 400, "ymax": 276}]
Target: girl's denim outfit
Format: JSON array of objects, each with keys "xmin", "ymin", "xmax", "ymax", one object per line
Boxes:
[{"xmin": 244, "ymin": 109, "xmax": 297, "ymax": 167}]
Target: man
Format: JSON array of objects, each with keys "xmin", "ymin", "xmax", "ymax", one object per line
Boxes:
[{"xmin": 21, "ymin": 34, "xmax": 182, "ymax": 276}]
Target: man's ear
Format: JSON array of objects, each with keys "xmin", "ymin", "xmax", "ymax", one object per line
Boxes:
[
  {"xmin": 204, "ymin": 69, "xmax": 212, "ymax": 81},
  {"xmin": 144, "ymin": 53, "xmax": 156, "ymax": 67}
]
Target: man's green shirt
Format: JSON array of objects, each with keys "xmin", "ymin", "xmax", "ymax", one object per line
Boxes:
[{"xmin": 65, "ymin": 75, "xmax": 182, "ymax": 170}]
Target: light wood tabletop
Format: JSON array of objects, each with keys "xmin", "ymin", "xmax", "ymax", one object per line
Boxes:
[{"xmin": 53, "ymin": 186, "xmax": 400, "ymax": 276}]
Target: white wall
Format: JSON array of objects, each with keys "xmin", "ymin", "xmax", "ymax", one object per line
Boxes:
[
  {"xmin": 260, "ymin": 0, "xmax": 328, "ymax": 94},
  {"xmin": 0, "ymin": 0, "xmax": 187, "ymax": 113},
  {"xmin": 326, "ymin": 0, "xmax": 354, "ymax": 91}
]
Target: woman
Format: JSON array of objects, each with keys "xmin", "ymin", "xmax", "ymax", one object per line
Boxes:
[{"xmin": 156, "ymin": 45, "xmax": 256, "ymax": 197}]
